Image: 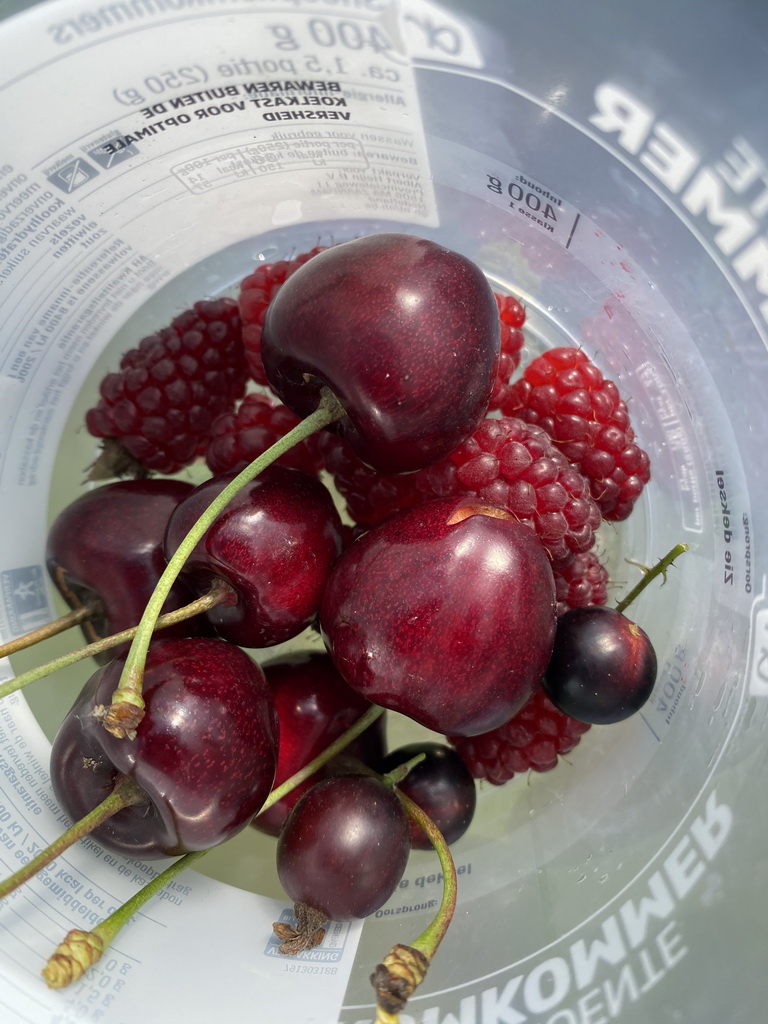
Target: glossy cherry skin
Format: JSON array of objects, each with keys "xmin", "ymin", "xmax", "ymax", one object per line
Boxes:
[
  {"xmin": 252, "ymin": 652, "xmax": 386, "ymax": 837},
  {"xmin": 50, "ymin": 637, "xmax": 278, "ymax": 858},
  {"xmin": 277, "ymin": 773, "xmax": 410, "ymax": 920},
  {"xmin": 261, "ymin": 233, "xmax": 501, "ymax": 474},
  {"xmin": 163, "ymin": 466, "xmax": 344, "ymax": 648},
  {"xmin": 320, "ymin": 497, "xmax": 557, "ymax": 737},
  {"xmin": 46, "ymin": 479, "xmax": 207, "ymax": 660},
  {"xmin": 378, "ymin": 742, "xmax": 476, "ymax": 849},
  {"xmin": 542, "ymin": 606, "xmax": 658, "ymax": 724}
]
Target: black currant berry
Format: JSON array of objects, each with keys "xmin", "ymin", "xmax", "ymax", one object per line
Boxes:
[{"xmin": 542, "ymin": 606, "xmax": 657, "ymax": 724}]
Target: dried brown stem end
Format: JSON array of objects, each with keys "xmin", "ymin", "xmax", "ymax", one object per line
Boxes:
[
  {"xmin": 87, "ymin": 437, "xmax": 150, "ymax": 481},
  {"xmin": 42, "ymin": 929, "xmax": 105, "ymax": 988},
  {"xmin": 272, "ymin": 901, "xmax": 328, "ymax": 955},
  {"xmin": 446, "ymin": 504, "xmax": 516, "ymax": 526},
  {"xmin": 370, "ymin": 943, "xmax": 430, "ymax": 1015},
  {"xmin": 92, "ymin": 701, "xmax": 143, "ymax": 740}
]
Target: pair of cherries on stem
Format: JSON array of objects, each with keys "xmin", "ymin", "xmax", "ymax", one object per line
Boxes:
[
  {"xmin": 0, "ymin": 464, "xmax": 344, "ymax": 703},
  {"xmin": 36, "ymin": 654, "xmax": 464, "ymax": 1021},
  {"xmin": 42, "ymin": 466, "xmax": 344, "ymax": 658}
]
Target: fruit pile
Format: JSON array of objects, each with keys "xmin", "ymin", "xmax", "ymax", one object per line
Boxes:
[{"xmin": 0, "ymin": 233, "xmax": 668, "ymax": 1018}]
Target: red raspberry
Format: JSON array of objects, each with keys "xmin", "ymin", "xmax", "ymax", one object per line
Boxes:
[
  {"xmin": 448, "ymin": 687, "xmax": 591, "ymax": 786},
  {"xmin": 324, "ymin": 416, "xmax": 602, "ymax": 569},
  {"xmin": 553, "ymin": 550, "xmax": 610, "ymax": 616},
  {"xmin": 418, "ymin": 417, "xmax": 602, "ymax": 568},
  {"xmin": 85, "ymin": 298, "xmax": 248, "ymax": 477},
  {"xmin": 319, "ymin": 433, "xmax": 423, "ymax": 527},
  {"xmin": 501, "ymin": 347, "xmax": 651, "ymax": 521},
  {"xmin": 238, "ymin": 247, "xmax": 326, "ymax": 384},
  {"xmin": 488, "ymin": 294, "xmax": 527, "ymax": 411},
  {"xmin": 205, "ymin": 392, "xmax": 325, "ymax": 477}
]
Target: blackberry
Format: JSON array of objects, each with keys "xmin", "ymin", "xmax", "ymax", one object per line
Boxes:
[
  {"xmin": 86, "ymin": 298, "xmax": 248, "ymax": 477},
  {"xmin": 501, "ymin": 346, "xmax": 651, "ymax": 520},
  {"xmin": 448, "ymin": 687, "xmax": 591, "ymax": 786}
]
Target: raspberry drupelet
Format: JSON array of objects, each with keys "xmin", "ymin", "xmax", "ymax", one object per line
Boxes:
[
  {"xmin": 85, "ymin": 298, "xmax": 248, "ymax": 477},
  {"xmin": 501, "ymin": 346, "xmax": 651, "ymax": 521}
]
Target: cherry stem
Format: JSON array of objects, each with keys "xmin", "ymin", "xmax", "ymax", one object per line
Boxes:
[
  {"xmin": 0, "ymin": 603, "xmax": 101, "ymax": 660},
  {"xmin": 259, "ymin": 703, "xmax": 385, "ymax": 813},
  {"xmin": 42, "ymin": 848, "xmax": 207, "ymax": 989},
  {"xmin": 615, "ymin": 542, "xmax": 689, "ymax": 614},
  {"xmin": 0, "ymin": 775, "xmax": 147, "ymax": 902},
  {"xmin": 39, "ymin": 703, "xmax": 384, "ymax": 987},
  {"xmin": 103, "ymin": 387, "xmax": 346, "ymax": 739},
  {"xmin": 370, "ymin": 789, "xmax": 457, "ymax": 1022},
  {"xmin": 0, "ymin": 580, "xmax": 232, "ymax": 702},
  {"xmin": 381, "ymin": 754, "xmax": 426, "ymax": 788},
  {"xmin": 400, "ymin": 790, "xmax": 457, "ymax": 952}
]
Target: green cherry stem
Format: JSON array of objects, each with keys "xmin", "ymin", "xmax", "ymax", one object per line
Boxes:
[
  {"xmin": 615, "ymin": 542, "xmax": 689, "ymax": 614},
  {"xmin": 101, "ymin": 388, "xmax": 346, "ymax": 739},
  {"xmin": 259, "ymin": 704, "xmax": 385, "ymax": 813},
  {"xmin": 0, "ymin": 775, "xmax": 147, "ymax": 902},
  {"xmin": 0, "ymin": 580, "xmax": 233, "ymax": 702},
  {"xmin": 42, "ymin": 848, "xmax": 207, "ymax": 989},
  {"xmin": 0, "ymin": 603, "xmax": 99, "ymax": 660},
  {"xmin": 38, "ymin": 703, "xmax": 383, "ymax": 988},
  {"xmin": 370, "ymin": 790, "xmax": 457, "ymax": 1024}
]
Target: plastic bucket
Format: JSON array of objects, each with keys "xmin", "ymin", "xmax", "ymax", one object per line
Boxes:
[{"xmin": 0, "ymin": 1, "xmax": 766, "ymax": 1021}]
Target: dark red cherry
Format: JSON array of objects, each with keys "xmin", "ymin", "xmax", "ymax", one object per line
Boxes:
[
  {"xmin": 277, "ymin": 773, "xmax": 409, "ymax": 920},
  {"xmin": 377, "ymin": 742, "xmax": 476, "ymax": 849},
  {"xmin": 163, "ymin": 466, "xmax": 343, "ymax": 648},
  {"xmin": 320, "ymin": 498, "xmax": 557, "ymax": 736},
  {"xmin": 261, "ymin": 233, "xmax": 501, "ymax": 474},
  {"xmin": 542, "ymin": 606, "xmax": 658, "ymax": 724},
  {"xmin": 46, "ymin": 479, "xmax": 207, "ymax": 660},
  {"xmin": 50, "ymin": 637, "xmax": 278, "ymax": 858},
  {"xmin": 252, "ymin": 652, "xmax": 386, "ymax": 837}
]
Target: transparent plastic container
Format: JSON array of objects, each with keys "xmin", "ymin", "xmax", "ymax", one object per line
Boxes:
[{"xmin": 0, "ymin": 1, "xmax": 765, "ymax": 1022}]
